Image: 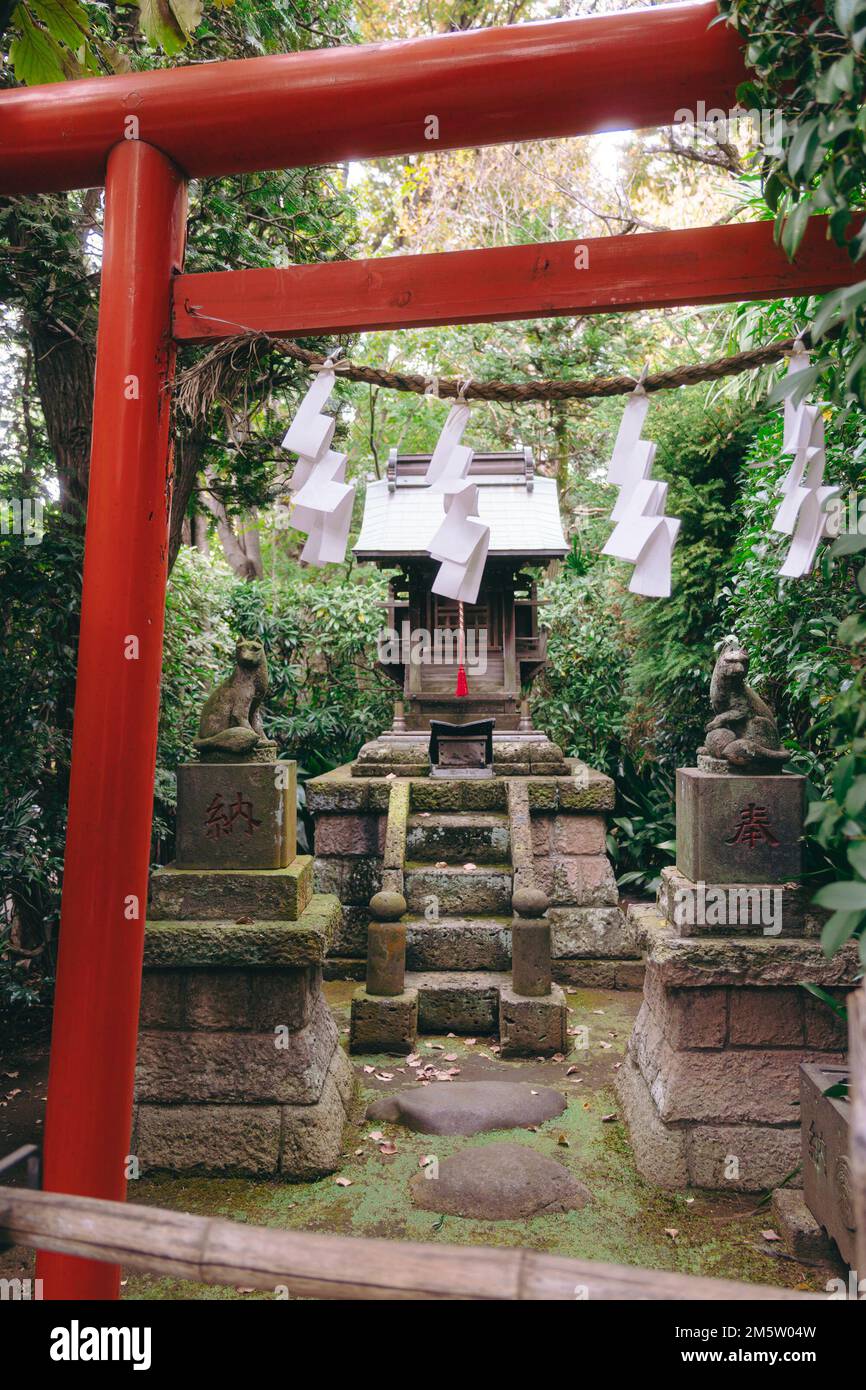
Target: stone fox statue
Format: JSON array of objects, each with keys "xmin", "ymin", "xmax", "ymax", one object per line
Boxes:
[
  {"xmin": 698, "ymin": 640, "xmax": 789, "ymax": 773},
  {"xmin": 194, "ymin": 638, "xmax": 270, "ymax": 758}
]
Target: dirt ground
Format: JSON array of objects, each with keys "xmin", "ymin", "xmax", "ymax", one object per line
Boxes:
[{"xmin": 0, "ymin": 984, "xmax": 845, "ymax": 1299}]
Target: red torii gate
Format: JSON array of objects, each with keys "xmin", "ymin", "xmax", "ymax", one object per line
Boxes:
[{"xmin": 0, "ymin": 1, "xmax": 861, "ymax": 1301}]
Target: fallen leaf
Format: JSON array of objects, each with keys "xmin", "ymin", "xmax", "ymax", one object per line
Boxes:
[
  {"xmin": 444, "ymin": 1053, "xmax": 458, "ymax": 1062},
  {"xmin": 335, "ymin": 1177, "xmax": 353, "ymax": 1187},
  {"xmin": 463, "ymin": 862, "xmax": 477, "ymax": 871},
  {"xmin": 762, "ymin": 1230, "xmax": 780, "ymax": 1242},
  {"xmin": 363, "ymin": 1065, "xmax": 375, "ymax": 1074},
  {"xmin": 557, "ymin": 1133, "xmax": 570, "ymax": 1147},
  {"xmin": 434, "ymin": 860, "xmax": 448, "ymax": 868},
  {"xmin": 664, "ymin": 1228, "xmax": 679, "ymax": 1240},
  {"xmin": 598, "ymin": 1041, "xmax": 613, "ymax": 1051},
  {"xmin": 464, "ymin": 1037, "xmax": 477, "ymax": 1046},
  {"xmin": 375, "ymin": 1072, "xmax": 394, "ymax": 1081},
  {"xmin": 601, "ymin": 1112, "xmax": 618, "ymax": 1123},
  {"xmin": 551, "ymin": 1053, "xmax": 565, "ymax": 1063},
  {"xmin": 368, "ymin": 1130, "xmax": 384, "ymax": 1142},
  {"xmin": 379, "ymin": 1141, "xmax": 398, "ymax": 1156},
  {"xmin": 565, "ymin": 1066, "xmax": 581, "ymax": 1077}
]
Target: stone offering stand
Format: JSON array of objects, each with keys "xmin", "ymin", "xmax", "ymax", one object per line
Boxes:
[{"xmin": 135, "ymin": 756, "xmax": 356, "ymax": 1178}]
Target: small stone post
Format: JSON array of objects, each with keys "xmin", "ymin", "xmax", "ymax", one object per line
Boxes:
[
  {"xmin": 510, "ymin": 887, "xmax": 552, "ymax": 996},
  {"xmin": 350, "ymin": 890, "xmax": 419, "ymax": 1054},
  {"xmin": 366, "ymin": 890, "xmax": 408, "ymax": 996},
  {"xmin": 500, "ymin": 886, "xmax": 567, "ymax": 1057}
]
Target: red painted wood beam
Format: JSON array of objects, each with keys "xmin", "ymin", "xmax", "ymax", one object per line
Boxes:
[
  {"xmin": 36, "ymin": 141, "xmax": 187, "ymax": 1301},
  {"xmin": 0, "ymin": 2, "xmax": 746, "ymax": 195},
  {"xmin": 174, "ymin": 218, "xmax": 865, "ymax": 343}
]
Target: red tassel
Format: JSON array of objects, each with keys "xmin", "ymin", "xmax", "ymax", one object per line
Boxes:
[{"xmin": 455, "ymin": 598, "xmax": 468, "ymax": 696}]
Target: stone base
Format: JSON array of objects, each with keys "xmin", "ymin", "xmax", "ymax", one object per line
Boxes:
[
  {"xmin": 616, "ymin": 926, "xmax": 858, "ymax": 1192},
  {"xmin": 771, "ymin": 1188, "xmax": 834, "ymax": 1263},
  {"xmin": 658, "ymin": 865, "xmax": 808, "ymax": 937},
  {"xmin": 135, "ymin": 889, "xmax": 355, "ymax": 1178},
  {"xmin": 351, "ymin": 732, "xmax": 570, "ymax": 778},
  {"xmin": 350, "ymin": 987, "xmax": 419, "ymax": 1054},
  {"xmin": 499, "ymin": 983, "xmax": 567, "ymax": 1057},
  {"xmin": 134, "ymin": 1045, "xmax": 355, "ymax": 1179},
  {"xmin": 676, "ymin": 767, "xmax": 804, "ymax": 884},
  {"xmin": 176, "ymin": 759, "xmax": 296, "ymax": 869},
  {"xmin": 149, "ymin": 857, "xmax": 312, "ymax": 923}
]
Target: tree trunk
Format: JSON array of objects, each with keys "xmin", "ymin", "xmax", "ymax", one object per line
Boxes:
[
  {"xmin": 26, "ymin": 317, "xmax": 94, "ymax": 519},
  {"xmin": 168, "ymin": 434, "xmax": 207, "ymax": 572},
  {"xmin": 201, "ymin": 466, "xmax": 259, "ymax": 579},
  {"xmin": 191, "ymin": 512, "xmax": 210, "ymax": 555},
  {"xmin": 237, "ymin": 508, "xmax": 264, "ymax": 579}
]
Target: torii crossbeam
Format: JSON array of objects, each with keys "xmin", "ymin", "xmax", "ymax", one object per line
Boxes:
[{"xmin": 0, "ymin": 1, "xmax": 859, "ymax": 1300}]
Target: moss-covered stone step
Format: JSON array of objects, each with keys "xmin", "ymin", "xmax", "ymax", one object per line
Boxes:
[
  {"xmin": 404, "ymin": 862, "xmax": 511, "ymax": 915},
  {"xmin": 405, "ymin": 811, "xmax": 510, "ymax": 863},
  {"xmin": 149, "ymin": 856, "xmax": 313, "ymax": 922},
  {"xmin": 407, "ymin": 969, "xmax": 509, "ymax": 1034},
  {"xmin": 404, "ymin": 913, "xmax": 512, "ymax": 971},
  {"xmin": 143, "ymin": 892, "xmax": 341, "ymax": 969}
]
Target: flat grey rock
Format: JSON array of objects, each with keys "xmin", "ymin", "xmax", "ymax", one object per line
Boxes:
[
  {"xmin": 366, "ymin": 1080, "xmax": 566, "ymax": 1135},
  {"xmin": 410, "ymin": 1142, "xmax": 591, "ymax": 1220}
]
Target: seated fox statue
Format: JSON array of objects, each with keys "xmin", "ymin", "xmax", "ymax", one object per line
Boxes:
[
  {"xmin": 193, "ymin": 637, "xmax": 272, "ymax": 759},
  {"xmin": 697, "ymin": 639, "xmax": 789, "ymax": 775}
]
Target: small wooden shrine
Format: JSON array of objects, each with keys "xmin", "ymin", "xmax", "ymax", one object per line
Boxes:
[{"xmin": 354, "ymin": 449, "xmax": 567, "ymax": 733}]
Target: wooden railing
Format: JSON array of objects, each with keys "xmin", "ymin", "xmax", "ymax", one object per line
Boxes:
[{"xmin": 0, "ymin": 1187, "xmax": 817, "ymax": 1300}]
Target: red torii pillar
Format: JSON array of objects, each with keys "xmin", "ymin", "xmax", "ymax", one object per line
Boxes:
[{"xmin": 37, "ymin": 141, "xmax": 187, "ymax": 1300}]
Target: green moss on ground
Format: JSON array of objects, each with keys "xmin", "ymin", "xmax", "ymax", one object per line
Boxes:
[{"xmin": 124, "ymin": 985, "xmax": 839, "ymax": 1300}]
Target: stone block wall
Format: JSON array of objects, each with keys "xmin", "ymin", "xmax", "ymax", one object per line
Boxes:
[
  {"xmin": 616, "ymin": 923, "xmax": 858, "ymax": 1192},
  {"xmin": 136, "ymin": 866, "xmax": 356, "ymax": 1178},
  {"xmin": 307, "ymin": 762, "xmax": 639, "ymax": 986}
]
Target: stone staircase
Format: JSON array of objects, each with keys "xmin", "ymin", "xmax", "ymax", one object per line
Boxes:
[
  {"xmin": 401, "ymin": 808, "xmax": 515, "ymax": 1032},
  {"xmin": 309, "ymin": 761, "xmax": 644, "ymax": 1043}
]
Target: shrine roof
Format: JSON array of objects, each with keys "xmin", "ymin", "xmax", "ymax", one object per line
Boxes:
[{"xmin": 354, "ymin": 461, "xmax": 568, "ymax": 561}]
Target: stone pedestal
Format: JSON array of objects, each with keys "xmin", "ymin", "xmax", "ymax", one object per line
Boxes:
[
  {"xmin": 176, "ymin": 759, "xmax": 296, "ymax": 869},
  {"xmin": 499, "ymin": 983, "xmax": 567, "ymax": 1058},
  {"xmin": 350, "ymin": 987, "xmax": 419, "ymax": 1054},
  {"xmin": 658, "ymin": 865, "xmax": 807, "ymax": 937},
  {"xmin": 137, "ymin": 758, "xmax": 354, "ymax": 1178},
  {"xmin": 676, "ymin": 768, "xmax": 805, "ymax": 884},
  {"xmin": 616, "ymin": 924, "xmax": 858, "ymax": 1192}
]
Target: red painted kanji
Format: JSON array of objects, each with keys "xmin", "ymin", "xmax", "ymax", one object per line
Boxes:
[{"xmin": 725, "ymin": 803, "xmax": 780, "ymax": 849}]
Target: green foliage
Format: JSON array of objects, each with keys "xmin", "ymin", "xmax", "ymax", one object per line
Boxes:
[
  {"xmin": 607, "ymin": 752, "xmax": 677, "ymax": 896},
  {"xmin": 531, "ymin": 561, "xmax": 629, "ymax": 773},
  {"xmin": 805, "ymin": 611, "xmax": 866, "ymax": 960},
  {"xmin": 0, "ymin": 513, "xmax": 81, "ymax": 995},
  {"xmin": 720, "ymin": 0, "xmax": 866, "ymax": 404},
  {"xmin": 153, "ymin": 548, "xmax": 237, "ymax": 856},
  {"xmin": 227, "ymin": 563, "xmax": 393, "ymax": 775},
  {"xmin": 624, "ymin": 392, "xmax": 763, "ymax": 768}
]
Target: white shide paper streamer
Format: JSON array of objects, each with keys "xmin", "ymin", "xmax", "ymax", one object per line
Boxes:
[
  {"xmin": 281, "ymin": 362, "xmax": 355, "ymax": 566},
  {"xmin": 424, "ymin": 404, "xmax": 490, "ymax": 605},
  {"xmin": 602, "ymin": 390, "xmax": 680, "ymax": 597},
  {"xmin": 772, "ymin": 346, "xmax": 840, "ymax": 579}
]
